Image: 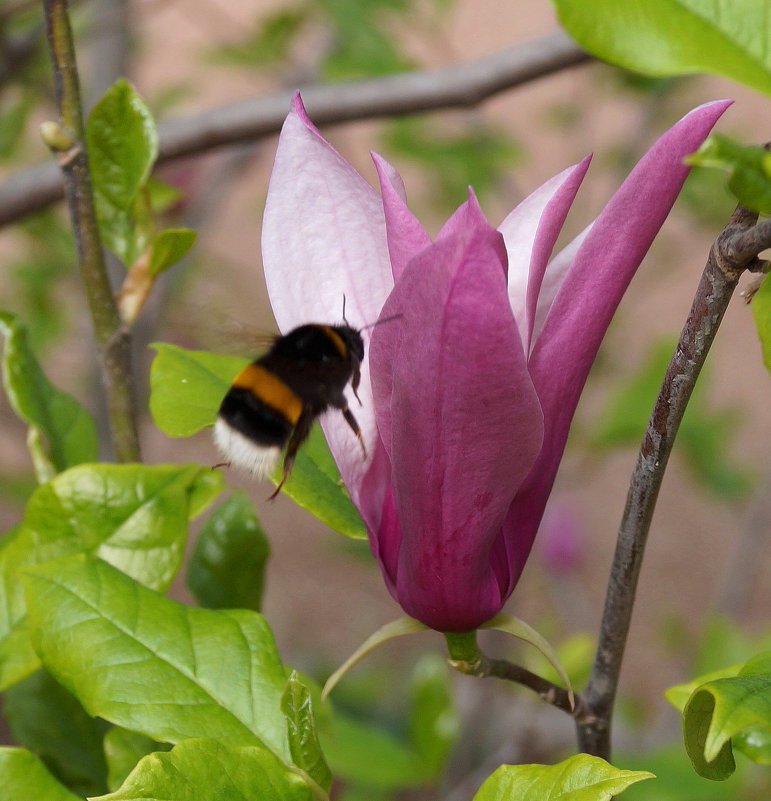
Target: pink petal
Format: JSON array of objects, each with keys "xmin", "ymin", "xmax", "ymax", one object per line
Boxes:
[
  {"xmin": 502, "ymin": 100, "xmax": 732, "ymax": 589},
  {"xmin": 498, "ymin": 156, "xmax": 592, "ymax": 353},
  {"xmin": 370, "ymin": 220, "xmax": 544, "ymax": 631},
  {"xmin": 261, "ymin": 93, "xmax": 394, "ymax": 483},
  {"xmin": 371, "ymin": 152, "xmax": 431, "ymax": 281}
]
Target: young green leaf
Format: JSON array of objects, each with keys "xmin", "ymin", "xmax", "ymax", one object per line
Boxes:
[
  {"xmin": 276, "ymin": 424, "xmax": 367, "ymax": 540},
  {"xmin": 103, "ymin": 728, "xmax": 170, "ymax": 793},
  {"xmin": 552, "ymin": 0, "xmax": 771, "ymax": 96},
  {"xmin": 148, "ymin": 228, "xmax": 197, "ymax": 276},
  {"xmin": 752, "ymin": 274, "xmax": 771, "ymax": 372},
  {"xmin": 0, "ymin": 310, "xmax": 97, "ymax": 481},
  {"xmin": 149, "ymin": 342, "xmax": 247, "ymax": 436},
  {"xmin": 0, "ymin": 463, "xmax": 222, "ymax": 689},
  {"xmin": 91, "ymin": 738, "xmax": 312, "ymax": 801},
  {"xmin": 281, "ymin": 671, "xmax": 332, "ymax": 792},
  {"xmin": 25, "ymin": 554, "xmax": 290, "ymax": 760},
  {"xmin": 472, "ymin": 753, "xmax": 654, "ymax": 800},
  {"xmin": 407, "ymin": 653, "xmax": 458, "ymax": 780},
  {"xmin": 3, "ymin": 668, "xmax": 109, "ymax": 797},
  {"xmin": 682, "ymin": 652, "xmax": 771, "ymax": 779},
  {"xmin": 187, "ymin": 491, "xmax": 270, "ymax": 611},
  {"xmin": 86, "ymin": 79, "xmax": 159, "ymax": 264},
  {"xmin": 0, "ymin": 747, "xmax": 82, "ymax": 801},
  {"xmin": 685, "ymin": 135, "xmax": 771, "ymax": 214}
]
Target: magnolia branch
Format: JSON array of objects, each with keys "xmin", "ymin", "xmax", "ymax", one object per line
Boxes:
[
  {"xmin": 42, "ymin": 0, "xmax": 140, "ymax": 462},
  {"xmin": 575, "ymin": 203, "xmax": 769, "ymax": 759},
  {"xmin": 0, "ymin": 31, "xmax": 590, "ymax": 227}
]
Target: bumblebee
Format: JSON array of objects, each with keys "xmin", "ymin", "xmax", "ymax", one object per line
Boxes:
[{"xmin": 213, "ymin": 323, "xmax": 367, "ymax": 498}]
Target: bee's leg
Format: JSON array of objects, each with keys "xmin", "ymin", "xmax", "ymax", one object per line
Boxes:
[
  {"xmin": 340, "ymin": 403, "xmax": 367, "ymax": 461},
  {"xmin": 268, "ymin": 412, "xmax": 314, "ymax": 500}
]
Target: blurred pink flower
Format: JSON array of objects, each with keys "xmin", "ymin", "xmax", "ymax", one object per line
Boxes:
[
  {"xmin": 536, "ymin": 500, "xmax": 586, "ymax": 575},
  {"xmin": 263, "ymin": 93, "xmax": 730, "ymax": 632}
]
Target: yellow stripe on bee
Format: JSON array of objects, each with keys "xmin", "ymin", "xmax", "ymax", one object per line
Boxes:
[
  {"xmin": 320, "ymin": 325, "xmax": 347, "ymax": 358},
  {"xmin": 232, "ymin": 364, "xmax": 303, "ymax": 423}
]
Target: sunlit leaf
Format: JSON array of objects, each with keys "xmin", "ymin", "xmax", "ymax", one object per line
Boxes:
[
  {"xmin": 552, "ymin": 0, "xmax": 771, "ymax": 96},
  {"xmin": 0, "ymin": 463, "xmax": 221, "ymax": 689},
  {"xmin": 91, "ymin": 738, "xmax": 311, "ymax": 801},
  {"xmin": 685, "ymin": 135, "xmax": 771, "ymax": 214},
  {"xmin": 472, "ymin": 753, "xmax": 654, "ymax": 800},
  {"xmin": 681, "ymin": 652, "xmax": 771, "ymax": 779},
  {"xmin": 25, "ymin": 555, "xmax": 290, "ymax": 760}
]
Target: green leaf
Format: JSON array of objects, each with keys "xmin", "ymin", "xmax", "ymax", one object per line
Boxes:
[
  {"xmin": 148, "ymin": 228, "xmax": 197, "ymax": 276},
  {"xmin": 472, "ymin": 753, "xmax": 654, "ymax": 800},
  {"xmin": 187, "ymin": 491, "xmax": 269, "ymax": 611},
  {"xmin": 552, "ymin": 0, "xmax": 771, "ymax": 96},
  {"xmin": 0, "ymin": 747, "xmax": 82, "ymax": 801},
  {"xmin": 209, "ymin": 8, "xmax": 309, "ymax": 67},
  {"xmin": 86, "ymin": 79, "xmax": 159, "ymax": 264},
  {"xmin": 0, "ymin": 310, "xmax": 97, "ymax": 481},
  {"xmin": 25, "ymin": 554, "xmax": 291, "ymax": 759},
  {"xmin": 0, "ymin": 463, "xmax": 222, "ymax": 689},
  {"xmin": 149, "ymin": 342, "xmax": 246, "ymax": 437},
  {"xmin": 320, "ymin": 710, "xmax": 425, "ymax": 790},
  {"xmin": 149, "ymin": 343, "xmax": 367, "ymax": 538},
  {"xmin": 682, "ymin": 652, "xmax": 771, "ymax": 779},
  {"xmin": 91, "ymin": 738, "xmax": 312, "ymax": 801},
  {"xmin": 3, "ymin": 668, "xmax": 109, "ymax": 796},
  {"xmin": 277, "ymin": 424, "xmax": 367, "ymax": 539},
  {"xmin": 103, "ymin": 728, "xmax": 170, "ymax": 792},
  {"xmin": 408, "ymin": 653, "xmax": 458, "ymax": 780},
  {"xmin": 685, "ymin": 135, "xmax": 771, "ymax": 214},
  {"xmin": 281, "ymin": 671, "xmax": 332, "ymax": 792},
  {"xmin": 752, "ymin": 274, "xmax": 771, "ymax": 372}
]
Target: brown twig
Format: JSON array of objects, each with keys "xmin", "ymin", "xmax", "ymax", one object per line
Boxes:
[
  {"xmin": 0, "ymin": 31, "xmax": 590, "ymax": 226},
  {"xmin": 576, "ymin": 203, "xmax": 767, "ymax": 759},
  {"xmin": 41, "ymin": 0, "xmax": 140, "ymax": 462},
  {"xmin": 444, "ymin": 631, "xmax": 590, "ymax": 719}
]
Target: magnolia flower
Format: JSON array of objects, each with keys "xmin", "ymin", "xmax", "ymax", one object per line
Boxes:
[{"xmin": 263, "ymin": 94, "xmax": 729, "ymax": 632}]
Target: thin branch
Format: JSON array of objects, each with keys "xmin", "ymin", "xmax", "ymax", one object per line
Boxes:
[
  {"xmin": 444, "ymin": 631, "xmax": 590, "ymax": 719},
  {"xmin": 576, "ymin": 203, "xmax": 767, "ymax": 760},
  {"xmin": 0, "ymin": 31, "xmax": 591, "ymax": 227},
  {"xmin": 41, "ymin": 0, "xmax": 140, "ymax": 462}
]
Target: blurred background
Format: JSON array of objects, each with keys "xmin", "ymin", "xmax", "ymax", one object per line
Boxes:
[{"xmin": 0, "ymin": 0, "xmax": 769, "ymax": 798}]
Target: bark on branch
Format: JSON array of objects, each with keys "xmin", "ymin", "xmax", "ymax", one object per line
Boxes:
[{"xmin": 0, "ymin": 31, "xmax": 590, "ymax": 227}]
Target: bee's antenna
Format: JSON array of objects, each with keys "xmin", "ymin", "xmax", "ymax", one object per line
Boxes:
[
  {"xmin": 360, "ymin": 312, "xmax": 402, "ymax": 332},
  {"xmin": 342, "ymin": 294, "xmax": 350, "ymax": 326}
]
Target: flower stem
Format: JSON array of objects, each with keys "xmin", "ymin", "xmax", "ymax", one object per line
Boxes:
[
  {"xmin": 444, "ymin": 632, "xmax": 584, "ymax": 717},
  {"xmin": 42, "ymin": 0, "xmax": 140, "ymax": 462},
  {"xmin": 576, "ymin": 203, "xmax": 764, "ymax": 759}
]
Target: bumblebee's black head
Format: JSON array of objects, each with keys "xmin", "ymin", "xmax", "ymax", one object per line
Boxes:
[{"xmin": 333, "ymin": 324, "xmax": 365, "ymax": 366}]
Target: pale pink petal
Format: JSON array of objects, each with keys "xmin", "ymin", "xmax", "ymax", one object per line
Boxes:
[
  {"xmin": 498, "ymin": 157, "xmax": 591, "ymax": 352},
  {"xmin": 261, "ymin": 93, "xmax": 394, "ymax": 482},
  {"xmin": 371, "ymin": 152, "xmax": 432, "ymax": 280}
]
